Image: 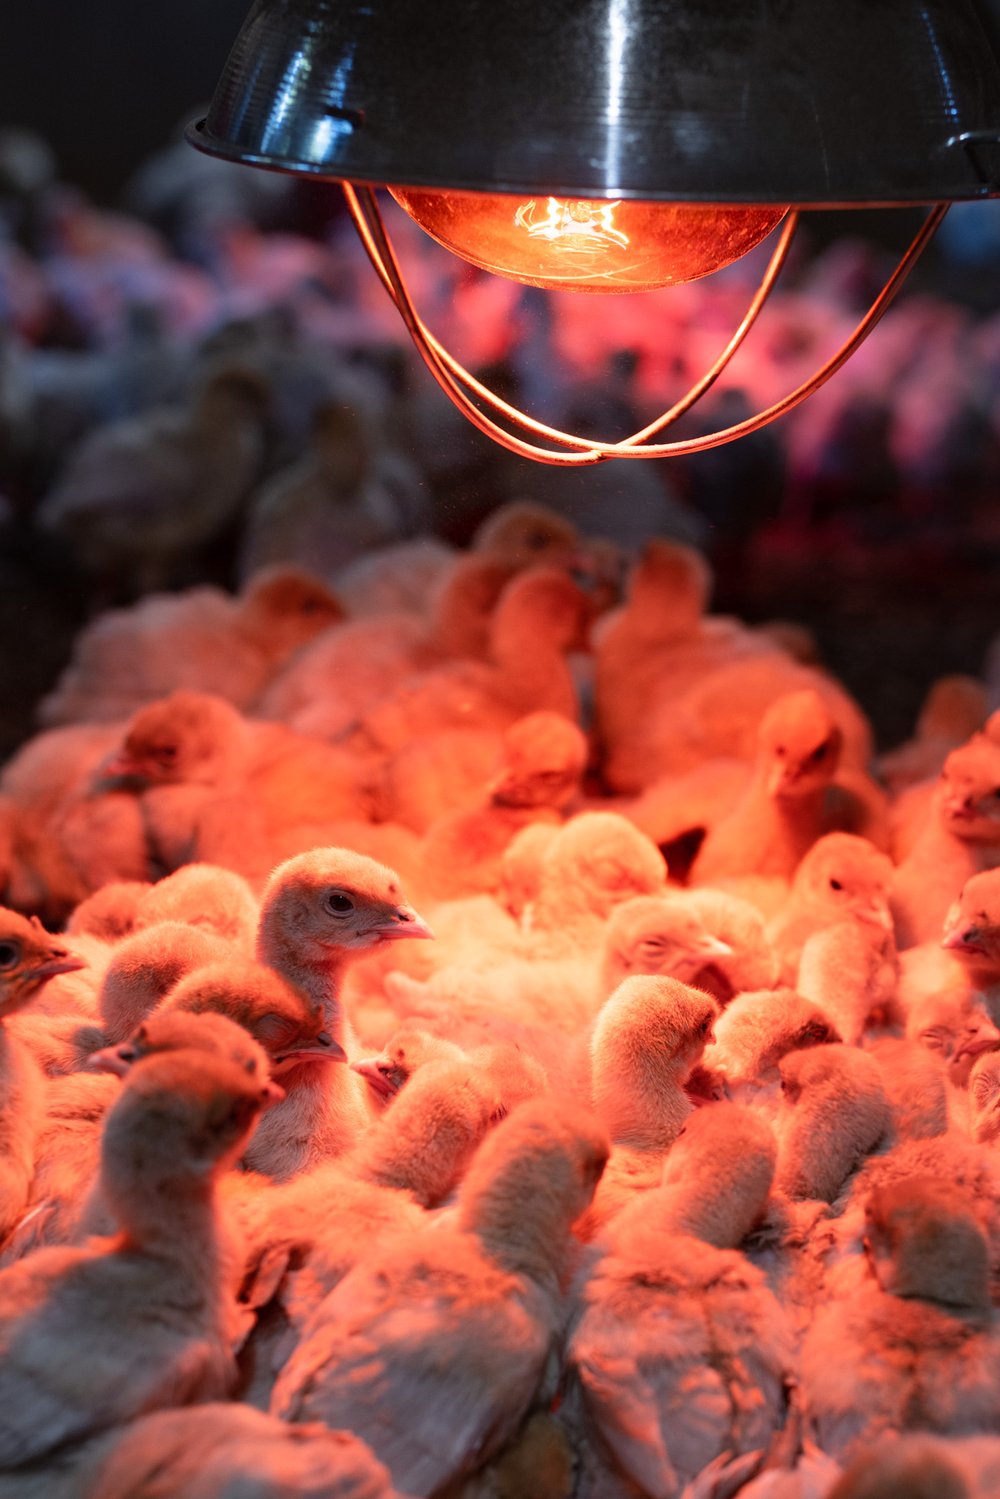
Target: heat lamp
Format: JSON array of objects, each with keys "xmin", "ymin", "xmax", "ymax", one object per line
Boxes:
[{"xmin": 188, "ymin": 0, "xmax": 1000, "ymax": 464}]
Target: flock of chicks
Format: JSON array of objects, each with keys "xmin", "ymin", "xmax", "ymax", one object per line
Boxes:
[{"xmin": 0, "ymin": 502, "xmax": 997, "ymax": 1497}]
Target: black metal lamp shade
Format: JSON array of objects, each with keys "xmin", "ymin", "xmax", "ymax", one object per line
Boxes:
[
  {"xmin": 189, "ymin": 0, "xmax": 1000, "ymax": 204},
  {"xmin": 187, "ymin": 0, "xmax": 1000, "ymax": 463}
]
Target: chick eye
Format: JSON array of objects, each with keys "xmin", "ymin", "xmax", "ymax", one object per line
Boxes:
[
  {"xmin": 0, "ymin": 942, "xmax": 20, "ymax": 970},
  {"xmin": 829, "ymin": 877, "xmax": 844, "ymax": 891},
  {"xmin": 324, "ymin": 890, "xmax": 355, "ymax": 915},
  {"xmin": 810, "ymin": 741, "xmax": 830, "ymax": 763},
  {"xmin": 697, "ymin": 1015, "xmax": 712, "ymax": 1035},
  {"xmin": 155, "ymin": 744, "xmax": 178, "ymax": 765}
]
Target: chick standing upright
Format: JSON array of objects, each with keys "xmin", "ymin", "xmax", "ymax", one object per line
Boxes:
[
  {"xmin": 0, "ymin": 1047, "xmax": 274, "ymax": 1466},
  {"xmin": 251, "ymin": 847, "xmax": 433, "ymax": 1176},
  {"xmin": 272, "ymin": 1099, "xmax": 608, "ymax": 1498},
  {"xmin": 690, "ymin": 688, "xmax": 844, "ymax": 885}
]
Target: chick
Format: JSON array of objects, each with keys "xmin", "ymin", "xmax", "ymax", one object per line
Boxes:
[
  {"xmin": 891, "ymin": 738, "xmax": 1000, "ymax": 950},
  {"xmin": 767, "ymin": 831, "xmax": 895, "ymax": 984},
  {"xmin": 878, "ymin": 673, "xmax": 989, "ymax": 795},
  {"xmin": 700, "ymin": 987, "xmax": 841, "ymax": 1119},
  {"xmin": 796, "ymin": 914, "xmax": 897, "ymax": 1046},
  {"xmin": 262, "ymin": 553, "xmax": 517, "ymax": 745},
  {"xmin": 525, "ymin": 811, "xmax": 669, "ymax": 961},
  {"xmin": 81, "ymin": 1403, "xmax": 403, "ymax": 1499},
  {"xmin": 131, "ymin": 861, "xmax": 260, "ymax": 949},
  {"xmin": 6, "ymin": 1011, "xmax": 273, "ymax": 1261},
  {"xmin": 272, "ymin": 1099, "xmax": 608, "ymax": 1498},
  {"xmin": 37, "ymin": 365, "xmax": 268, "ymax": 593},
  {"xmin": 569, "ymin": 1105, "xmax": 791, "ymax": 1499},
  {"xmin": 775, "ymin": 1044, "xmax": 892, "ymax": 1204},
  {"xmin": 418, "ymin": 711, "xmax": 588, "ymax": 901},
  {"xmin": 238, "ymin": 397, "xmax": 411, "ymax": 582},
  {"xmin": 801, "ymin": 1178, "xmax": 1000, "ymax": 1463},
  {"xmin": 267, "ymin": 1057, "xmax": 499, "ymax": 1341},
  {"xmin": 690, "ymin": 689, "xmax": 843, "ymax": 884},
  {"xmin": 38, "ymin": 565, "xmax": 343, "ymax": 727},
  {"xmin": 600, "ymin": 889, "xmax": 777, "ymax": 1003},
  {"xmin": 582, "ymin": 975, "xmax": 718, "ymax": 1237},
  {"xmin": 105, "ymin": 690, "xmax": 376, "ymax": 881},
  {"xmin": 355, "ymin": 567, "xmax": 590, "ymax": 757},
  {"xmin": 153, "ymin": 958, "xmax": 351, "ymax": 1180},
  {"xmin": 65, "ymin": 880, "xmax": 151, "ymax": 941},
  {"xmin": 0, "ymin": 914, "xmax": 69, "ymax": 1240},
  {"xmin": 0, "ymin": 1047, "xmax": 273, "ymax": 1465}
]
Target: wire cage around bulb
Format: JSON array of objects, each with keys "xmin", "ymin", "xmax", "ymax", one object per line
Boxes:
[{"xmin": 188, "ymin": 0, "xmax": 1000, "ymax": 463}]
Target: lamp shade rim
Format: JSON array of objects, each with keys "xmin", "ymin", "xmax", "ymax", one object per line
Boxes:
[{"xmin": 186, "ymin": 120, "xmax": 1000, "ymax": 207}]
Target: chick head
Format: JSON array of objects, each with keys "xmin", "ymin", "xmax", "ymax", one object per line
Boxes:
[
  {"xmin": 352, "ymin": 1026, "xmax": 465, "ymax": 1103},
  {"xmin": 591, "ymin": 975, "xmax": 718, "ymax": 1145},
  {"xmin": 0, "ymin": 908, "xmax": 85, "ymax": 1017},
  {"xmin": 259, "ymin": 847, "xmax": 433, "ymax": 973},
  {"xmin": 94, "ymin": 1008, "xmax": 274, "ymax": 1092},
  {"xmin": 472, "ymin": 499, "xmax": 579, "ymax": 568},
  {"xmin": 600, "ymin": 895, "xmax": 735, "ymax": 996},
  {"xmin": 489, "ymin": 711, "xmax": 588, "ymax": 810},
  {"xmin": 864, "ymin": 1177, "xmax": 990, "ymax": 1313},
  {"xmin": 941, "ymin": 868, "xmax": 1000, "ymax": 971},
  {"xmin": 790, "ymin": 832, "xmax": 894, "ymax": 928},
  {"xmin": 969, "ymin": 1051, "xmax": 1000, "ymax": 1145},
  {"xmin": 240, "ymin": 565, "xmax": 345, "ymax": 649},
  {"xmin": 704, "ymin": 988, "xmax": 840, "ymax": 1088},
  {"xmin": 460, "ymin": 1096, "xmax": 609, "ymax": 1245},
  {"xmin": 757, "ymin": 689, "xmax": 843, "ymax": 798},
  {"xmin": 166, "ymin": 959, "xmax": 344, "ymax": 1073},
  {"xmin": 938, "ymin": 740, "xmax": 1000, "ymax": 843},
  {"xmin": 101, "ymin": 1045, "xmax": 276, "ymax": 1196},
  {"xmin": 110, "ymin": 690, "xmax": 245, "ymax": 786}
]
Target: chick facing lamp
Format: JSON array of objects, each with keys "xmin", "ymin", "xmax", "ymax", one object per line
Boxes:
[{"xmin": 189, "ymin": 0, "xmax": 1000, "ymax": 462}]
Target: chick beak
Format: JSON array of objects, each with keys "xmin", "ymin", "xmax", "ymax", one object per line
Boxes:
[
  {"xmin": 942, "ymin": 924, "xmax": 988, "ymax": 957},
  {"xmin": 351, "ymin": 1057, "xmax": 405, "ymax": 1099},
  {"xmin": 97, "ymin": 751, "xmax": 147, "ymax": 784},
  {"xmin": 28, "ymin": 947, "xmax": 87, "ymax": 982},
  {"xmin": 271, "ymin": 1031, "xmax": 348, "ymax": 1072},
  {"xmin": 260, "ymin": 1079, "xmax": 286, "ymax": 1109},
  {"xmin": 696, "ymin": 935, "xmax": 734, "ymax": 960},
  {"xmin": 370, "ymin": 906, "xmax": 434, "ymax": 942},
  {"xmin": 953, "ymin": 1021, "xmax": 1000, "ymax": 1064},
  {"xmin": 86, "ymin": 1044, "xmax": 137, "ymax": 1077}
]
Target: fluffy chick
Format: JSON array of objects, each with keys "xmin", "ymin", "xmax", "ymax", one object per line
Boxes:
[
  {"xmin": 600, "ymin": 889, "xmax": 777, "ymax": 1004},
  {"xmin": 801, "ymin": 1178, "xmax": 1000, "ymax": 1463},
  {"xmin": 891, "ymin": 738, "xmax": 1000, "ymax": 950},
  {"xmin": 768, "ymin": 832, "xmax": 895, "ymax": 984},
  {"xmin": 690, "ymin": 689, "xmax": 843, "ymax": 884},
  {"xmin": 569, "ymin": 1105, "xmax": 791, "ymax": 1499},
  {"xmin": 582, "ymin": 975, "xmax": 718, "ymax": 1239},
  {"xmin": 0, "ymin": 1048, "xmax": 273, "ymax": 1465},
  {"xmin": 418, "ymin": 711, "xmax": 588, "ymax": 901},
  {"xmin": 272, "ymin": 1099, "xmax": 608, "ymax": 1498},
  {"xmin": 38, "ymin": 565, "xmax": 343, "ymax": 726},
  {"xmin": 775, "ymin": 1044, "xmax": 892, "ymax": 1204},
  {"xmin": 82, "ymin": 1403, "xmax": 403, "ymax": 1499}
]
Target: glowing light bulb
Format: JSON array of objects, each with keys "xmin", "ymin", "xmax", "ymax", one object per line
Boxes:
[{"xmin": 389, "ymin": 187, "xmax": 788, "ymax": 293}]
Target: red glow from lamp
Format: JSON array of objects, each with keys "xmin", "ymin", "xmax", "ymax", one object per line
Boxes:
[{"xmin": 389, "ymin": 187, "xmax": 788, "ymax": 293}]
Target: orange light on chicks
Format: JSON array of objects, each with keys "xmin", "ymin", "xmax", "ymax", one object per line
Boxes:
[{"xmin": 389, "ymin": 186, "xmax": 788, "ymax": 292}]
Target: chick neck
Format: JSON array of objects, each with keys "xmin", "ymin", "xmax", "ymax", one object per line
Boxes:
[
  {"xmin": 255, "ymin": 917, "xmax": 350, "ymax": 1038},
  {"xmin": 102, "ymin": 1150, "xmax": 226, "ymax": 1273}
]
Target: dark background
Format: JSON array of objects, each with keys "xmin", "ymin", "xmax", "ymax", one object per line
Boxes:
[{"xmin": 0, "ymin": 0, "xmax": 253, "ymax": 203}]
